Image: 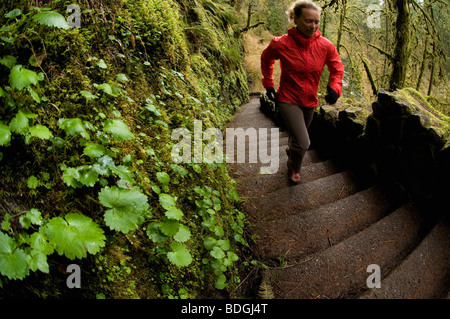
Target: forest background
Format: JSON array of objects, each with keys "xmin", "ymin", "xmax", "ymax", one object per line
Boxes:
[{"xmin": 241, "ymin": 0, "xmax": 449, "ymax": 116}]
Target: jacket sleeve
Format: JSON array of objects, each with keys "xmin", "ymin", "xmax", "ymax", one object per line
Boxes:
[
  {"xmin": 261, "ymin": 39, "xmax": 279, "ymax": 88},
  {"xmin": 325, "ymin": 43, "xmax": 344, "ymax": 97}
]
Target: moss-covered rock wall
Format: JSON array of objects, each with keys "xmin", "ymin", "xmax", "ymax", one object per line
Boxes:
[
  {"xmin": 308, "ymin": 89, "xmax": 449, "ymax": 210},
  {"xmin": 0, "ymin": 0, "xmax": 250, "ymax": 298}
]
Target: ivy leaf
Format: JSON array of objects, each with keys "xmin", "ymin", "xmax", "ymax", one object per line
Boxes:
[
  {"xmin": 80, "ymin": 90, "xmax": 98, "ymax": 100},
  {"xmin": 60, "ymin": 164, "xmax": 83, "ymax": 188},
  {"xmin": 30, "ymin": 230, "xmax": 54, "ymax": 255},
  {"xmin": 159, "ymin": 218, "xmax": 180, "ymax": 236},
  {"xmin": 0, "ymin": 55, "xmax": 17, "ymax": 68},
  {"xmin": 95, "ymin": 83, "xmax": 116, "ymax": 96},
  {"xmin": 0, "ymin": 123, "xmax": 12, "ymax": 146},
  {"xmin": 28, "ymin": 250, "xmax": 49, "ymax": 273},
  {"xmin": 110, "ymin": 165, "xmax": 135, "ymax": 187},
  {"xmin": 156, "ymin": 172, "xmax": 170, "ymax": 187},
  {"xmin": 20, "ymin": 209, "xmax": 43, "ymax": 229},
  {"xmin": 173, "ymin": 224, "xmax": 191, "ymax": 243},
  {"xmin": 227, "ymin": 251, "xmax": 239, "ymax": 262},
  {"xmin": 146, "ymin": 222, "xmax": 168, "ymax": 243},
  {"xmin": 32, "ymin": 11, "xmax": 70, "ymax": 30},
  {"xmin": 215, "ymin": 272, "xmax": 227, "ymax": 290},
  {"xmin": 4, "ymin": 9, "xmax": 22, "ymax": 19},
  {"xmin": 167, "ymin": 242, "xmax": 192, "ymax": 267},
  {"xmin": 203, "ymin": 236, "xmax": 217, "ymax": 250},
  {"xmin": 103, "ymin": 119, "xmax": 133, "ymax": 141},
  {"xmin": 210, "ymin": 246, "xmax": 225, "ymax": 259},
  {"xmin": 76, "ymin": 166, "xmax": 99, "ymax": 187},
  {"xmin": 9, "ymin": 65, "xmax": 39, "ymax": 90},
  {"xmin": 170, "ymin": 164, "xmax": 188, "ymax": 177},
  {"xmin": 0, "ymin": 232, "xmax": 29, "ymax": 279},
  {"xmin": 27, "ymin": 175, "xmax": 39, "ymax": 189},
  {"xmin": 27, "ymin": 86, "xmax": 40, "ymax": 103},
  {"xmin": 159, "ymin": 193, "xmax": 176, "ymax": 210},
  {"xmin": 165, "ymin": 206, "xmax": 184, "ymax": 221},
  {"xmin": 44, "ymin": 213, "xmax": 106, "ymax": 260},
  {"xmin": 83, "ymin": 143, "xmax": 105, "ymax": 158},
  {"xmin": 99, "ymin": 186, "xmax": 151, "ymax": 233},
  {"xmin": 58, "ymin": 118, "xmax": 90, "ymax": 139},
  {"xmin": 29, "ymin": 125, "xmax": 53, "ymax": 140},
  {"xmin": 116, "ymin": 73, "xmax": 129, "ymax": 82},
  {"xmin": 217, "ymin": 239, "xmax": 230, "ymax": 251},
  {"xmin": 9, "ymin": 110, "xmax": 31, "ymax": 134},
  {"xmin": 96, "ymin": 59, "xmax": 107, "ymax": 69}
]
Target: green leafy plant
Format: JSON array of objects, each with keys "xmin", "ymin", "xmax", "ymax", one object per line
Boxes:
[
  {"xmin": 99, "ymin": 186, "xmax": 151, "ymax": 233},
  {"xmin": 103, "ymin": 119, "xmax": 134, "ymax": 141},
  {"xmin": 167, "ymin": 242, "xmax": 192, "ymax": 267},
  {"xmin": 44, "ymin": 213, "xmax": 106, "ymax": 259},
  {"xmin": 0, "ymin": 232, "xmax": 29, "ymax": 280},
  {"xmin": 32, "ymin": 11, "xmax": 70, "ymax": 30}
]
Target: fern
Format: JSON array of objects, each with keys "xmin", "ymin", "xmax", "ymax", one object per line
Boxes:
[{"xmin": 258, "ymin": 278, "xmax": 274, "ymax": 299}]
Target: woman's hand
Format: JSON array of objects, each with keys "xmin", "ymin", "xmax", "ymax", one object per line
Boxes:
[
  {"xmin": 266, "ymin": 87, "xmax": 277, "ymax": 102},
  {"xmin": 325, "ymin": 86, "xmax": 338, "ymax": 104}
]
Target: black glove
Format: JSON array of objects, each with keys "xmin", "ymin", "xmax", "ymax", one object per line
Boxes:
[
  {"xmin": 325, "ymin": 85, "xmax": 338, "ymax": 104},
  {"xmin": 266, "ymin": 87, "xmax": 277, "ymax": 102}
]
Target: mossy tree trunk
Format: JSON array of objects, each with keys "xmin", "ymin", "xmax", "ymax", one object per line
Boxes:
[
  {"xmin": 336, "ymin": 0, "xmax": 348, "ymax": 55},
  {"xmin": 389, "ymin": 0, "xmax": 411, "ymax": 91}
]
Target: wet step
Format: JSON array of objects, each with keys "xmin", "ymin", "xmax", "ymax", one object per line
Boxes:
[
  {"xmin": 263, "ymin": 204, "xmax": 424, "ymax": 299},
  {"xmin": 253, "ymin": 186, "xmax": 402, "ymax": 260},
  {"xmin": 237, "ymin": 159, "xmax": 343, "ymax": 198},
  {"xmin": 244, "ymin": 170, "xmax": 363, "ymax": 222},
  {"xmin": 358, "ymin": 219, "xmax": 450, "ymax": 299},
  {"xmin": 228, "ymin": 149, "xmax": 324, "ymax": 180},
  {"xmin": 229, "ymin": 94, "xmax": 450, "ymax": 299}
]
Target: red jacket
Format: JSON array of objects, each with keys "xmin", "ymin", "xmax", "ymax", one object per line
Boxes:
[{"xmin": 261, "ymin": 28, "xmax": 344, "ymax": 108}]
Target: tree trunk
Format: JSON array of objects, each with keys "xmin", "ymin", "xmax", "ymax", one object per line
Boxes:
[
  {"xmin": 361, "ymin": 56, "xmax": 378, "ymax": 96},
  {"xmin": 389, "ymin": 0, "xmax": 410, "ymax": 91},
  {"xmin": 336, "ymin": 0, "xmax": 347, "ymax": 54},
  {"xmin": 416, "ymin": 36, "xmax": 429, "ymax": 91},
  {"xmin": 428, "ymin": 41, "xmax": 435, "ymax": 95}
]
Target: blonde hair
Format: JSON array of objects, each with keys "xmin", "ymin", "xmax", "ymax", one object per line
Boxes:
[{"xmin": 286, "ymin": 0, "xmax": 322, "ymax": 22}]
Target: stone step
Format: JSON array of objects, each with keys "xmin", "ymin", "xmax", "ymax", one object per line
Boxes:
[
  {"xmin": 237, "ymin": 159, "xmax": 343, "ymax": 198},
  {"xmin": 228, "ymin": 116, "xmax": 277, "ymax": 129},
  {"xmin": 358, "ymin": 219, "xmax": 450, "ymax": 299},
  {"xmin": 228, "ymin": 149, "xmax": 324, "ymax": 180},
  {"xmin": 263, "ymin": 204, "xmax": 424, "ymax": 299},
  {"xmin": 225, "ymin": 132, "xmax": 288, "ymax": 153},
  {"xmin": 253, "ymin": 186, "xmax": 402, "ymax": 260},
  {"xmin": 244, "ymin": 170, "xmax": 362, "ymax": 223}
]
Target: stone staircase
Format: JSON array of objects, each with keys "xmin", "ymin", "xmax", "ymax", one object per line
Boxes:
[{"xmin": 227, "ymin": 94, "xmax": 450, "ymax": 299}]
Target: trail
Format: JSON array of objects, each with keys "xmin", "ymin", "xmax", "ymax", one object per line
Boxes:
[{"xmin": 227, "ymin": 94, "xmax": 450, "ymax": 299}]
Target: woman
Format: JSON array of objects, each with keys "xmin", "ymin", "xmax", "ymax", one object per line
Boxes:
[{"xmin": 261, "ymin": 0, "xmax": 344, "ymax": 184}]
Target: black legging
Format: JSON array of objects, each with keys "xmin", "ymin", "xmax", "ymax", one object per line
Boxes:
[{"xmin": 278, "ymin": 101, "xmax": 315, "ymax": 172}]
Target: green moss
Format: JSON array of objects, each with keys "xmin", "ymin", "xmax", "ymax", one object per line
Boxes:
[
  {"xmin": 394, "ymin": 88, "xmax": 450, "ymax": 138},
  {"xmin": 0, "ymin": 0, "xmax": 250, "ymax": 298}
]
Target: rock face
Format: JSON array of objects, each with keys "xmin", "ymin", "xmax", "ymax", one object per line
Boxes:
[
  {"xmin": 310, "ymin": 88, "xmax": 449, "ymax": 207},
  {"xmin": 229, "ymin": 92, "xmax": 450, "ymax": 299}
]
